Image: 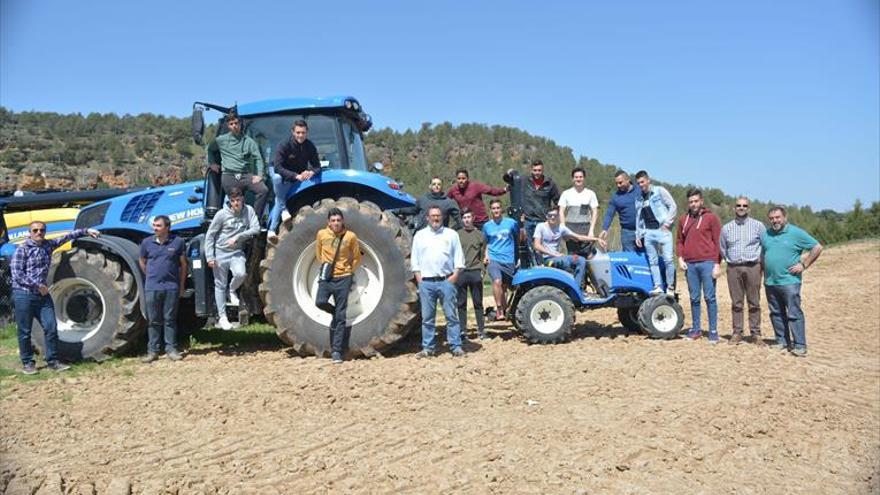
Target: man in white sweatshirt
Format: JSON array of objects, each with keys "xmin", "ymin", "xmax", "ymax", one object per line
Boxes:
[{"xmin": 205, "ymin": 187, "xmax": 260, "ymax": 330}]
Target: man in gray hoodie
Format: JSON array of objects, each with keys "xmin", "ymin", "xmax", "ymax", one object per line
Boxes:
[
  {"xmin": 205, "ymin": 188, "xmax": 260, "ymax": 330},
  {"xmin": 399, "ymin": 176, "xmax": 461, "ymax": 231}
]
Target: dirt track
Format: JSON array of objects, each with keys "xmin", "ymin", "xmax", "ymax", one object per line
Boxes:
[{"xmin": 1, "ymin": 241, "xmax": 878, "ymax": 494}]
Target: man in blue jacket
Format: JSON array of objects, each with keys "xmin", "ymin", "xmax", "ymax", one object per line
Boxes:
[
  {"xmin": 599, "ymin": 170, "xmax": 641, "ymax": 252},
  {"xmin": 634, "ymin": 170, "xmax": 678, "ymax": 295}
]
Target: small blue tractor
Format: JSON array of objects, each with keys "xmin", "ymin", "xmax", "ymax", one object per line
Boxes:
[{"xmin": 20, "ymin": 96, "xmax": 422, "ymax": 361}]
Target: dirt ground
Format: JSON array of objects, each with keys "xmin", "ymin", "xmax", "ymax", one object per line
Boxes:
[{"xmin": 1, "ymin": 241, "xmax": 878, "ymax": 494}]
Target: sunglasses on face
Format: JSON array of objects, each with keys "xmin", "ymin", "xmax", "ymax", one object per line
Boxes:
[
  {"xmin": 735, "ymin": 204, "xmax": 749, "ymax": 208},
  {"xmin": 31, "ymin": 228, "xmax": 46, "ymax": 233}
]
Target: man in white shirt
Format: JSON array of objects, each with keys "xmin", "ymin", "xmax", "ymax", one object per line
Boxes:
[
  {"xmin": 411, "ymin": 206, "xmax": 466, "ymax": 357},
  {"xmin": 534, "ymin": 206, "xmax": 604, "ymax": 290},
  {"xmin": 558, "ymin": 167, "xmax": 599, "ymax": 256}
]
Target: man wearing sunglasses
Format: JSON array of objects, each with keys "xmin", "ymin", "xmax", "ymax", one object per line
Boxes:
[
  {"xmin": 10, "ymin": 222, "xmax": 100, "ymax": 374},
  {"xmin": 533, "ymin": 206, "xmax": 605, "ymax": 290},
  {"xmin": 720, "ymin": 197, "xmax": 766, "ymax": 345}
]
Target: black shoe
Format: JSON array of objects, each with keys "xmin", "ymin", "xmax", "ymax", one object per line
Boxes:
[
  {"xmin": 331, "ymin": 352, "xmax": 343, "ymax": 364},
  {"xmin": 141, "ymin": 353, "xmax": 159, "ymax": 363},
  {"xmin": 22, "ymin": 363, "xmax": 37, "ymax": 375},
  {"xmin": 47, "ymin": 361, "xmax": 71, "ymax": 372},
  {"xmin": 166, "ymin": 351, "xmax": 183, "ymax": 361},
  {"xmin": 415, "ymin": 350, "xmax": 434, "ymax": 359}
]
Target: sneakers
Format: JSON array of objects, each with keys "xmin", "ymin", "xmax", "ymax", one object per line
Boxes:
[
  {"xmin": 166, "ymin": 351, "xmax": 183, "ymax": 361},
  {"xmin": 769, "ymin": 342, "xmax": 788, "ymax": 351},
  {"xmin": 707, "ymin": 332, "xmax": 720, "ymax": 344},
  {"xmin": 665, "ymin": 287, "xmax": 676, "ymax": 296},
  {"xmin": 450, "ymin": 347, "xmax": 466, "ymax": 357},
  {"xmin": 22, "ymin": 363, "xmax": 37, "ymax": 375},
  {"xmin": 267, "ymin": 231, "xmax": 278, "ymax": 244},
  {"xmin": 791, "ymin": 347, "xmax": 808, "ymax": 357},
  {"xmin": 415, "ymin": 350, "xmax": 434, "ymax": 359},
  {"xmin": 281, "ymin": 210, "xmax": 292, "ymax": 223},
  {"xmin": 649, "ymin": 287, "xmax": 664, "ymax": 296},
  {"xmin": 141, "ymin": 353, "xmax": 159, "ymax": 363},
  {"xmin": 227, "ymin": 292, "xmax": 240, "ymax": 307},
  {"xmin": 47, "ymin": 361, "xmax": 71, "ymax": 372},
  {"xmin": 217, "ymin": 316, "xmax": 233, "ymax": 331},
  {"xmin": 331, "ymin": 352, "xmax": 343, "ymax": 364},
  {"xmin": 684, "ymin": 328, "xmax": 702, "ymax": 340},
  {"xmin": 478, "ymin": 332, "xmax": 492, "ymax": 340},
  {"xmin": 728, "ymin": 333, "xmax": 743, "ymax": 345}
]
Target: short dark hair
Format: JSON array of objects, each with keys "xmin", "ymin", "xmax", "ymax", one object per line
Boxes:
[
  {"xmin": 226, "ymin": 108, "xmax": 239, "ymax": 121},
  {"xmin": 328, "ymin": 207, "xmax": 344, "ymax": 219},
  {"xmin": 427, "ymin": 205, "xmax": 443, "ymax": 215},
  {"xmin": 489, "ymin": 199, "xmax": 503, "ymax": 208},
  {"xmin": 227, "ymin": 187, "xmax": 243, "ymax": 199},
  {"xmin": 545, "ymin": 205, "xmax": 559, "ymax": 215},
  {"xmin": 614, "ymin": 170, "xmax": 629, "ymax": 179},
  {"xmin": 768, "ymin": 206, "xmax": 786, "ymax": 217},
  {"xmin": 686, "ymin": 188, "xmax": 702, "ymax": 199},
  {"xmin": 634, "ymin": 170, "xmax": 649, "ymax": 180},
  {"xmin": 455, "ymin": 168, "xmax": 469, "ymax": 178},
  {"xmin": 153, "ymin": 215, "xmax": 171, "ymax": 227},
  {"xmin": 461, "ymin": 208, "xmax": 473, "ymax": 216},
  {"xmin": 571, "ymin": 167, "xmax": 586, "ymax": 178},
  {"xmin": 292, "ymin": 119, "xmax": 308, "ymax": 130},
  {"xmin": 29, "ymin": 220, "xmax": 47, "ymax": 230},
  {"xmin": 531, "ymin": 159, "xmax": 544, "ymax": 167}
]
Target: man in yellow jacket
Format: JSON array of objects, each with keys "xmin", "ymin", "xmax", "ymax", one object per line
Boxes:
[{"xmin": 315, "ymin": 207, "xmax": 361, "ymax": 363}]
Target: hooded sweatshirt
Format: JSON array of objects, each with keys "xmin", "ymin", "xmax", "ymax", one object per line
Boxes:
[
  {"xmin": 205, "ymin": 203, "xmax": 260, "ymax": 262},
  {"xmin": 401, "ymin": 190, "xmax": 462, "ymax": 231},
  {"xmin": 676, "ymin": 208, "xmax": 722, "ymax": 263}
]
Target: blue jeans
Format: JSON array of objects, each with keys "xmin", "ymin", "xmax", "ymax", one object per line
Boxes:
[
  {"xmin": 145, "ymin": 289, "xmax": 179, "ymax": 354},
  {"xmin": 419, "ymin": 279, "xmax": 462, "ymax": 352},
  {"xmin": 642, "ymin": 229, "xmax": 675, "ymax": 289},
  {"xmin": 620, "ymin": 228, "xmax": 640, "ymax": 253},
  {"xmin": 268, "ymin": 167, "xmax": 295, "ymax": 232},
  {"xmin": 765, "ymin": 284, "xmax": 806, "ymax": 350},
  {"xmin": 685, "ymin": 260, "xmax": 718, "ymax": 333},
  {"xmin": 13, "ymin": 290, "xmax": 58, "ymax": 365},
  {"xmin": 545, "ymin": 255, "xmax": 587, "ymax": 288}
]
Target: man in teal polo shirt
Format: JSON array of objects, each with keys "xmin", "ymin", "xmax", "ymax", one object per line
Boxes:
[{"xmin": 761, "ymin": 206, "xmax": 823, "ymax": 357}]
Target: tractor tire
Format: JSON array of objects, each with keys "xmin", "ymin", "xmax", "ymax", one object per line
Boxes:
[
  {"xmin": 514, "ymin": 286, "xmax": 574, "ymax": 344},
  {"xmin": 637, "ymin": 295, "xmax": 684, "ymax": 339},
  {"xmin": 617, "ymin": 306, "xmax": 642, "ymax": 333},
  {"xmin": 32, "ymin": 247, "xmax": 145, "ymax": 361},
  {"xmin": 259, "ymin": 197, "xmax": 419, "ymax": 357}
]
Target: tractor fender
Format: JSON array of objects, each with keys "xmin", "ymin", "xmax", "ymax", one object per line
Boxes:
[
  {"xmin": 512, "ymin": 266, "xmax": 587, "ymax": 306},
  {"xmin": 283, "ymin": 169, "xmax": 416, "ymax": 210},
  {"xmin": 72, "ymin": 235, "xmax": 147, "ymax": 319}
]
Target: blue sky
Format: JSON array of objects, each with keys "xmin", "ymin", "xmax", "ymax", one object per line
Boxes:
[{"xmin": 1, "ymin": 0, "xmax": 877, "ymax": 211}]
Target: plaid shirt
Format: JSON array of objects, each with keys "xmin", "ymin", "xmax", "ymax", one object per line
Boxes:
[{"xmin": 10, "ymin": 229, "xmax": 88, "ymax": 293}]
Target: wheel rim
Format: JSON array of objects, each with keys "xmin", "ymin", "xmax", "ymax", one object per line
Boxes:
[
  {"xmin": 49, "ymin": 277, "xmax": 106, "ymax": 344},
  {"xmin": 651, "ymin": 304, "xmax": 679, "ymax": 333},
  {"xmin": 291, "ymin": 239, "xmax": 383, "ymax": 326},
  {"xmin": 529, "ymin": 299, "xmax": 565, "ymax": 335}
]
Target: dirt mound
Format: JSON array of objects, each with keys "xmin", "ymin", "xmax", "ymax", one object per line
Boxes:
[{"xmin": 1, "ymin": 241, "xmax": 878, "ymax": 494}]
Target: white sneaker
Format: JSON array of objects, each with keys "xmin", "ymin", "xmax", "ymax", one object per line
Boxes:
[
  {"xmin": 649, "ymin": 287, "xmax": 663, "ymax": 295},
  {"xmin": 267, "ymin": 231, "xmax": 278, "ymax": 244},
  {"xmin": 227, "ymin": 291, "xmax": 240, "ymax": 307},
  {"xmin": 217, "ymin": 316, "xmax": 233, "ymax": 331},
  {"xmin": 281, "ymin": 210, "xmax": 292, "ymax": 222},
  {"xmin": 666, "ymin": 287, "xmax": 676, "ymax": 296}
]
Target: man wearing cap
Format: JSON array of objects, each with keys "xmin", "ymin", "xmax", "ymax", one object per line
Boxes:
[{"xmin": 207, "ymin": 109, "xmax": 269, "ymax": 220}]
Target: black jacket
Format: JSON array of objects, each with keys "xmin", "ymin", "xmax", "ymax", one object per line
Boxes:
[
  {"xmin": 273, "ymin": 137, "xmax": 320, "ymax": 181},
  {"xmin": 400, "ymin": 191, "xmax": 462, "ymax": 230},
  {"xmin": 504, "ymin": 172, "xmax": 561, "ymax": 222}
]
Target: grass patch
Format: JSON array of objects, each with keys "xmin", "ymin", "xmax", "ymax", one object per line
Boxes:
[{"xmin": 188, "ymin": 322, "xmax": 281, "ymax": 351}]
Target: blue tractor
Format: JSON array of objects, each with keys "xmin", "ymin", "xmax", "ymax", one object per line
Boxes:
[{"xmin": 38, "ymin": 96, "xmax": 421, "ymax": 361}]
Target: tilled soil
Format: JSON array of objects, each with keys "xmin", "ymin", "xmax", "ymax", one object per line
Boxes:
[{"xmin": 1, "ymin": 242, "xmax": 878, "ymax": 494}]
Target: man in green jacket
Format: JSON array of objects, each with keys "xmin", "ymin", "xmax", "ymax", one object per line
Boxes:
[{"xmin": 207, "ymin": 109, "xmax": 269, "ymax": 221}]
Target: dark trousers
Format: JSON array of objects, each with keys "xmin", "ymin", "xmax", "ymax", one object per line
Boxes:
[
  {"xmin": 726, "ymin": 262, "xmax": 762, "ymax": 336},
  {"xmin": 221, "ymin": 173, "xmax": 269, "ymax": 220},
  {"xmin": 765, "ymin": 284, "xmax": 806, "ymax": 350},
  {"xmin": 145, "ymin": 289, "xmax": 179, "ymax": 354},
  {"xmin": 13, "ymin": 290, "xmax": 58, "ymax": 365},
  {"xmin": 316, "ymin": 276, "xmax": 353, "ymax": 355},
  {"xmin": 456, "ymin": 269, "xmax": 485, "ymax": 335}
]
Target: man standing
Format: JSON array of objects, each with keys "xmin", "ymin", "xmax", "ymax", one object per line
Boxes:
[
  {"xmin": 558, "ymin": 167, "xmax": 600, "ymax": 256},
  {"xmin": 207, "ymin": 109, "xmax": 269, "ymax": 220},
  {"xmin": 401, "ymin": 177, "xmax": 461, "ymax": 231},
  {"xmin": 11, "ymin": 222, "xmax": 99, "ymax": 374},
  {"xmin": 139, "ymin": 215, "xmax": 186, "ymax": 362},
  {"xmin": 634, "ymin": 170, "xmax": 678, "ymax": 295},
  {"xmin": 761, "ymin": 206, "xmax": 822, "ymax": 357},
  {"xmin": 205, "ymin": 188, "xmax": 260, "ymax": 331},
  {"xmin": 599, "ymin": 170, "xmax": 641, "ymax": 252},
  {"xmin": 268, "ymin": 119, "xmax": 320, "ymax": 242},
  {"xmin": 482, "ymin": 199, "xmax": 520, "ymax": 322},
  {"xmin": 411, "ymin": 206, "xmax": 466, "ymax": 358},
  {"xmin": 447, "ymin": 168, "xmax": 508, "ymax": 228},
  {"xmin": 677, "ymin": 189, "xmax": 723, "ymax": 343},
  {"xmin": 504, "ymin": 160, "xmax": 561, "ymax": 262},
  {"xmin": 720, "ymin": 197, "xmax": 766, "ymax": 345},
  {"xmin": 456, "ymin": 209, "xmax": 487, "ymax": 339},
  {"xmin": 315, "ymin": 208, "xmax": 361, "ymax": 364},
  {"xmin": 533, "ymin": 206, "xmax": 604, "ymax": 290}
]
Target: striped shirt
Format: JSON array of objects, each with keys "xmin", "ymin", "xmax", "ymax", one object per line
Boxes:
[
  {"xmin": 720, "ymin": 217, "xmax": 766, "ymax": 264},
  {"xmin": 11, "ymin": 229, "xmax": 88, "ymax": 293}
]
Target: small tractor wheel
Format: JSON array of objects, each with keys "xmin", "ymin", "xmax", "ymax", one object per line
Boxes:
[
  {"xmin": 637, "ymin": 295, "xmax": 684, "ymax": 339},
  {"xmin": 514, "ymin": 286, "xmax": 574, "ymax": 344},
  {"xmin": 617, "ymin": 306, "xmax": 642, "ymax": 333}
]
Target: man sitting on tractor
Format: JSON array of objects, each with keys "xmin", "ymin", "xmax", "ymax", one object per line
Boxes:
[{"xmin": 533, "ymin": 206, "xmax": 604, "ymax": 291}]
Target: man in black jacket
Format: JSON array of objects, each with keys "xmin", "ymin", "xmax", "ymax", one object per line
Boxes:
[
  {"xmin": 400, "ymin": 177, "xmax": 462, "ymax": 231},
  {"xmin": 268, "ymin": 119, "xmax": 321, "ymax": 242},
  {"xmin": 504, "ymin": 159, "xmax": 560, "ymax": 263}
]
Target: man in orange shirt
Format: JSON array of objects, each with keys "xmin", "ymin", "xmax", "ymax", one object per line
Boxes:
[{"xmin": 315, "ymin": 208, "xmax": 361, "ymax": 363}]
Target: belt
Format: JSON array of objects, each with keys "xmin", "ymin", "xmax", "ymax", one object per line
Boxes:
[
  {"xmin": 728, "ymin": 261, "xmax": 759, "ymax": 266},
  {"xmin": 422, "ymin": 275, "xmax": 450, "ymax": 281},
  {"xmin": 222, "ymin": 172, "xmax": 247, "ymax": 180}
]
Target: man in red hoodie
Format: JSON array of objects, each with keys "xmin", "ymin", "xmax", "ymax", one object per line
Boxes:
[
  {"xmin": 447, "ymin": 168, "xmax": 509, "ymax": 228},
  {"xmin": 677, "ymin": 189, "xmax": 722, "ymax": 343}
]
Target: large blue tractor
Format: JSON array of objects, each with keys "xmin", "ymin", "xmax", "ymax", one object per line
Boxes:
[{"xmin": 36, "ymin": 96, "xmax": 421, "ymax": 361}]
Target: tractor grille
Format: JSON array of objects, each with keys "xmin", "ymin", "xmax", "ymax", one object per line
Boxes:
[
  {"xmin": 121, "ymin": 192, "xmax": 163, "ymax": 224},
  {"xmin": 74, "ymin": 202, "xmax": 111, "ymax": 229}
]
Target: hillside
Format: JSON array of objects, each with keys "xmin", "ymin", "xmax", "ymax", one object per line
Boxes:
[{"xmin": 0, "ymin": 108, "xmax": 877, "ymax": 244}]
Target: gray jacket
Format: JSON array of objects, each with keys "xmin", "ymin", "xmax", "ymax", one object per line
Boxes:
[{"xmin": 205, "ymin": 204, "xmax": 260, "ymax": 262}]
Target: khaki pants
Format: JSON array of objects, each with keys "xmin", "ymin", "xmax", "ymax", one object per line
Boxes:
[{"xmin": 726, "ymin": 262, "xmax": 762, "ymax": 336}]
